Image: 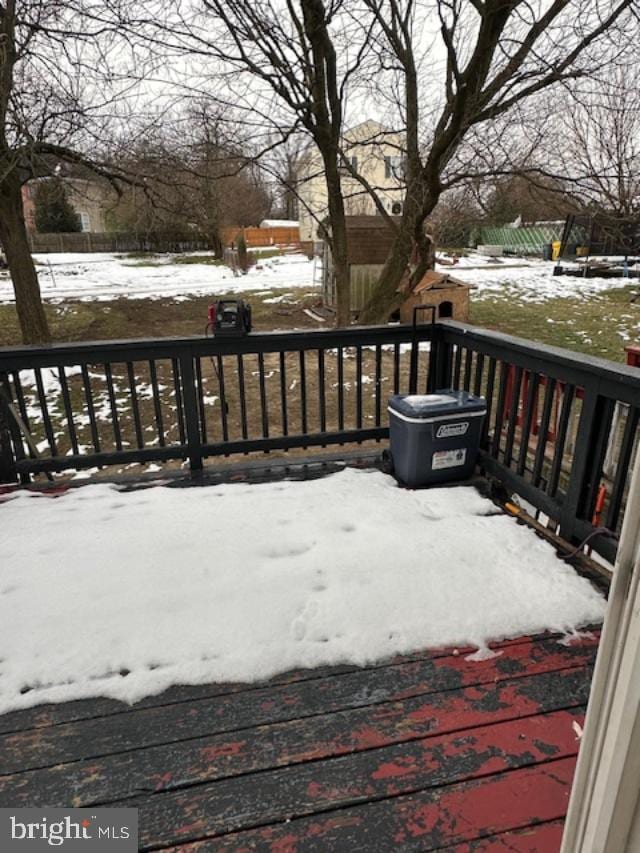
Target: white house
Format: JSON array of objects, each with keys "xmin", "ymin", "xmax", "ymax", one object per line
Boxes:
[{"xmin": 296, "ymin": 119, "xmax": 405, "ymax": 244}]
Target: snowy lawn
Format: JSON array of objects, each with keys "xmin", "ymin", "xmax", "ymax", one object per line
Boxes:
[
  {"xmin": 0, "ymin": 252, "xmax": 315, "ymax": 303},
  {"xmin": 0, "ymin": 468, "xmax": 605, "ymax": 714},
  {"xmin": 443, "ymin": 255, "xmax": 640, "ymax": 303}
]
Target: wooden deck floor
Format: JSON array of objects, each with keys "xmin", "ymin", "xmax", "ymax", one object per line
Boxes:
[{"xmin": 0, "ymin": 631, "xmax": 597, "ymax": 851}]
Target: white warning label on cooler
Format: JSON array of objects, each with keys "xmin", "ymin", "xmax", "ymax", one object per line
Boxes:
[{"xmin": 432, "ymin": 448, "xmax": 467, "ymax": 470}]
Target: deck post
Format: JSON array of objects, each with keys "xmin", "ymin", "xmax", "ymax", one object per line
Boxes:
[
  {"xmin": 0, "ymin": 374, "xmax": 18, "ymax": 484},
  {"xmin": 430, "ymin": 329, "xmax": 453, "ymax": 392},
  {"xmin": 561, "ymin": 449, "xmax": 640, "ymax": 852},
  {"xmin": 178, "ymin": 351, "xmax": 204, "ymax": 473}
]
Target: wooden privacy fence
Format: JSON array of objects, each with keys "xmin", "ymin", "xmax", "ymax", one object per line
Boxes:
[
  {"xmin": 28, "ymin": 232, "xmax": 216, "ymax": 254},
  {"xmin": 28, "ymin": 226, "xmax": 301, "ymax": 254},
  {"xmin": 221, "ymin": 226, "xmax": 300, "ymax": 247},
  {"xmin": 1, "ymin": 320, "xmax": 639, "ymax": 562}
]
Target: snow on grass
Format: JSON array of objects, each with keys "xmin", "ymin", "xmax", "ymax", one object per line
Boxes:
[
  {"xmin": 0, "ymin": 468, "xmax": 605, "ymax": 713},
  {"xmin": 0, "ymin": 252, "xmax": 315, "ymax": 304},
  {"xmin": 444, "ymin": 258, "xmax": 640, "ymax": 303}
]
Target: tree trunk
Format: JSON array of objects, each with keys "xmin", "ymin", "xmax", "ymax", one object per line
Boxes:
[
  {"xmin": 323, "ymin": 156, "xmax": 350, "ymax": 327},
  {"xmin": 359, "ymin": 188, "xmax": 438, "ymax": 325},
  {"xmin": 0, "ymin": 177, "xmax": 51, "ymax": 344}
]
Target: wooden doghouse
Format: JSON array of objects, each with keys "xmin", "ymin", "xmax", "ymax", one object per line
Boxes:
[{"xmin": 399, "ymin": 270, "xmax": 472, "ymax": 324}]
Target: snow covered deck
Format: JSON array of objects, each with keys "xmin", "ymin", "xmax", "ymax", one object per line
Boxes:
[
  {"xmin": 0, "ymin": 465, "xmax": 607, "ymax": 849},
  {"xmin": 0, "ymin": 629, "xmax": 598, "ymax": 850}
]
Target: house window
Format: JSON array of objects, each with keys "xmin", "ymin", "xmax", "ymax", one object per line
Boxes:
[
  {"xmin": 384, "ymin": 156, "xmax": 405, "ymax": 180},
  {"xmin": 79, "ymin": 212, "xmax": 91, "ymax": 232},
  {"xmin": 340, "ymin": 155, "xmax": 358, "ymax": 173}
]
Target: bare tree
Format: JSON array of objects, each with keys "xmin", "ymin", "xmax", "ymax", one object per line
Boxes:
[
  {"xmin": 550, "ymin": 70, "xmax": 640, "ymax": 219},
  {"xmin": 110, "ymin": 110, "xmax": 272, "ymax": 252},
  {"xmin": 0, "ymin": 0, "xmax": 151, "ymax": 343},
  {"xmin": 356, "ymin": 0, "xmax": 636, "ymax": 322},
  {"xmin": 143, "ymin": 0, "xmax": 373, "ymax": 326}
]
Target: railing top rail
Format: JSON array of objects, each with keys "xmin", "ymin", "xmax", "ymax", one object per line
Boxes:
[
  {"xmin": 0, "ymin": 323, "xmax": 436, "ymax": 371},
  {"xmin": 440, "ymin": 320, "xmax": 640, "ymax": 402}
]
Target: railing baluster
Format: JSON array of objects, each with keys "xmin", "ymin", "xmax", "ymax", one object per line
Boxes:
[
  {"xmin": 606, "ymin": 406, "xmax": 639, "ymax": 530},
  {"xmin": 279, "ymin": 352, "xmax": 288, "ymax": 436},
  {"xmin": 453, "ymin": 345, "xmax": 462, "ymax": 388},
  {"xmin": 463, "ymin": 349, "xmax": 473, "ymax": 391},
  {"xmin": 34, "ymin": 368, "xmax": 57, "ymax": 456},
  {"xmin": 393, "ymin": 343, "xmax": 400, "ymax": 394},
  {"xmin": 473, "ymin": 353, "xmax": 485, "ymax": 398},
  {"xmin": 532, "ymin": 377, "xmax": 557, "ymax": 487},
  {"xmin": 194, "ymin": 357, "xmax": 207, "ymax": 444},
  {"xmin": 481, "ymin": 358, "xmax": 496, "ymax": 448},
  {"xmin": 148, "ymin": 360, "xmax": 165, "ymax": 447},
  {"xmin": 548, "ymin": 384, "xmax": 575, "ymax": 497},
  {"xmin": 11, "ymin": 371, "xmax": 31, "ymax": 434},
  {"xmin": 503, "ymin": 366, "xmax": 522, "ymax": 468},
  {"xmin": 237, "ymin": 354, "xmax": 248, "ymax": 440},
  {"xmin": 126, "ymin": 362, "xmax": 144, "ymax": 450},
  {"xmin": 517, "ymin": 373, "xmax": 539, "ymax": 476},
  {"xmin": 337, "ymin": 347, "xmax": 345, "ymax": 431},
  {"xmin": 299, "ymin": 350, "xmax": 307, "ymax": 435},
  {"xmin": 356, "ymin": 346, "xmax": 363, "ymax": 430},
  {"xmin": 81, "ymin": 365, "xmax": 101, "ymax": 453},
  {"xmin": 58, "ymin": 366, "xmax": 79, "ymax": 455},
  {"xmin": 491, "ymin": 361, "xmax": 509, "ymax": 457},
  {"xmin": 318, "ymin": 349, "xmax": 326, "ymax": 434},
  {"xmin": 104, "ymin": 363, "xmax": 123, "ymax": 452},
  {"xmin": 217, "ymin": 355, "xmax": 229, "ymax": 443},
  {"xmin": 258, "ymin": 352, "xmax": 269, "ymax": 439},
  {"xmin": 171, "ymin": 358, "xmax": 186, "ymax": 445},
  {"xmin": 375, "ymin": 344, "xmax": 382, "ymax": 427}
]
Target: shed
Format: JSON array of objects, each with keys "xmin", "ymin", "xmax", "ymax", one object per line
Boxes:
[
  {"xmin": 322, "ymin": 216, "xmax": 401, "ymax": 312},
  {"xmin": 399, "ymin": 270, "xmax": 472, "ymax": 324}
]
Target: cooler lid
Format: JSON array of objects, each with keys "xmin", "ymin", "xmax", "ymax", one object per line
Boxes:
[{"xmin": 388, "ymin": 388, "xmax": 486, "ymax": 419}]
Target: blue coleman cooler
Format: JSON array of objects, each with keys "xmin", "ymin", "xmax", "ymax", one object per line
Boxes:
[{"xmin": 387, "ymin": 390, "xmax": 486, "ymax": 487}]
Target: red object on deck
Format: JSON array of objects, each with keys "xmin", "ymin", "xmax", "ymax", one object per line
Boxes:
[
  {"xmin": 625, "ymin": 345, "xmax": 640, "ymax": 368},
  {"xmin": 502, "ymin": 366, "xmax": 584, "ymax": 442}
]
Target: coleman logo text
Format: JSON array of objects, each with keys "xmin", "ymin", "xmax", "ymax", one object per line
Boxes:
[{"xmin": 436, "ymin": 422, "xmax": 469, "ymax": 438}]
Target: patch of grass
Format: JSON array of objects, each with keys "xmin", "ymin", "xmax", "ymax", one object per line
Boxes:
[
  {"xmin": 173, "ymin": 255, "xmax": 224, "ymax": 266},
  {"xmin": 0, "ymin": 288, "xmax": 322, "ymax": 347},
  {"xmin": 119, "ymin": 252, "xmax": 164, "ymax": 260},
  {"xmin": 470, "ymin": 284, "xmax": 640, "ymax": 363},
  {"xmin": 248, "ymin": 249, "xmax": 283, "ymax": 261}
]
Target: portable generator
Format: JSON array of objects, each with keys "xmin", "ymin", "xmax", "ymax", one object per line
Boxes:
[{"xmin": 206, "ymin": 299, "xmax": 252, "ymax": 336}]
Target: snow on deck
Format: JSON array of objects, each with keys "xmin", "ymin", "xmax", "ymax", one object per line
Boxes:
[
  {"xmin": 0, "ymin": 469, "xmax": 605, "ymax": 714},
  {"xmin": 0, "ymin": 252, "xmax": 315, "ymax": 303}
]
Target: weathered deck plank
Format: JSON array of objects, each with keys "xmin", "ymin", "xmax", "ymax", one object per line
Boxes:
[
  {"xmin": 0, "ymin": 632, "xmax": 597, "ymax": 851},
  {"xmin": 0, "ymin": 634, "xmax": 596, "ymax": 775},
  {"xmin": 169, "ymin": 759, "xmax": 577, "ymax": 851},
  {"xmin": 128, "ymin": 709, "xmax": 584, "ymax": 849}
]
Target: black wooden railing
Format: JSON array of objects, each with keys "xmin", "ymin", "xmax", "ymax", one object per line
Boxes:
[{"xmin": 1, "ymin": 320, "xmax": 639, "ymax": 562}]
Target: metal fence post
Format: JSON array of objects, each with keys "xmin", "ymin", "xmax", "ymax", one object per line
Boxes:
[{"xmin": 178, "ymin": 351, "xmax": 203, "ymax": 473}]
